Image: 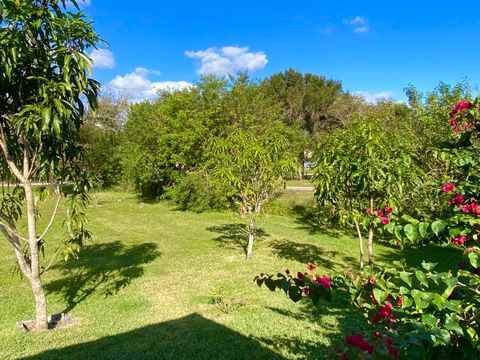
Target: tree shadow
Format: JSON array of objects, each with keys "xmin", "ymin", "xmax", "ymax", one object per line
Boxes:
[
  {"xmin": 376, "ymin": 243, "xmax": 464, "ymax": 272},
  {"xmin": 207, "ymin": 223, "xmax": 270, "ymax": 256},
  {"xmin": 269, "ymin": 239, "xmax": 356, "ymax": 269},
  {"xmin": 20, "ymin": 313, "xmax": 284, "ymax": 360},
  {"xmin": 44, "ymin": 241, "xmax": 161, "ymax": 313},
  {"xmin": 256, "ymin": 288, "xmax": 369, "ymax": 359},
  {"xmin": 291, "ymin": 204, "xmax": 344, "ymax": 237}
]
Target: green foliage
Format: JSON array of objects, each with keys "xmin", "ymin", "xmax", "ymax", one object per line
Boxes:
[{"xmin": 168, "ymin": 170, "xmax": 230, "ymax": 212}]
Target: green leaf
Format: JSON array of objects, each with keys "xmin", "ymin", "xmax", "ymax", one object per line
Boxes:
[
  {"xmin": 404, "ymin": 224, "xmax": 419, "ymax": 242},
  {"xmin": 421, "ymin": 314, "xmax": 438, "ymax": 327},
  {"xmin": 399, "ymin": 271, "xmax": 412, "ymax": 287},
  {"xmin": 288, "ymin": 286, "xmax": 302, "ymax": 302},
  {"xmin": 468, "ymin": 252, "xmax": 478, "ymax": 268},
  {"xmin": 445, "ymin": 315, "xmax": 464, "ymax": 336},
  {"xmin": 431, "ymin": 220, "xmax": 446, "ymax": 236},
  {"xmin": 415, "ymin": 271, "xmax": 428, "ymax": 287},
  {"xmin": 418, "ymin": 222, "xmax": 430, "ymax": 239},
  {"xmin": 421, "ymin": 262, "xmax": 437, "ymax": 271},
  {"xmin": 373, "ymin": 288, "xmax": 387, "ymax": 304}
]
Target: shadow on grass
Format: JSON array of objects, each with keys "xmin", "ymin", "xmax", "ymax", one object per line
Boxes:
[
  {"xmin": 376, "ymin": 243, "xmax": 464, "ymax": 272},
  {"xmin": 291, "ymin": 204, "xmax": 343, "ymax": 237},
  {"xmin": 20, "ymin": 313, "xmax": 283, "ymax": 360},
  {"xmin": 269, "ymin": 239, "xmax": 356, "ymax": 269},
  {"xmin": 257, "ymin": 288, "xmax": 368, "ymax": 359},
  {"xmin": 45, "ymin": 241, "xmax": 160, "ymax": 313},
  {"xmin": 207, "ymin": 223, "xmax": 270, "ymax": 256}
]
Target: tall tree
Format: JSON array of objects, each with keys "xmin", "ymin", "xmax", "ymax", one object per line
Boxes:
[{"xmin": 0, "ymin": 0, "xmax": 100, "ymax": 330}]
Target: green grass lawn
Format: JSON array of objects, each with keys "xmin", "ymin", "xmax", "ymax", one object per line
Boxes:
[{"xmin": 0, "ymin": 191, "xmax": 462, "ymax": 359}]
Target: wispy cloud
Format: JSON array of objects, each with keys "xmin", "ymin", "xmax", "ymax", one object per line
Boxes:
[
  {"xmin": 107, "ymin": 67, "xmax": 192, "ymax": 102},
  {"xmin": 354, "ymin": 91, "xmax": 393, "ymax": 103},
  {"xmin": 343, "ymin": 16, "xmax": 370, "ymax": 33},
  {"xmin": 185, "ymin": 46, "xmax": 268, "ymax": 76},
  {"xmin": 89, "ymin": 49, "xmax": 115, "ymax": 69}
]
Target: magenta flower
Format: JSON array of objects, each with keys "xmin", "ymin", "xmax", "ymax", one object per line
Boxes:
[
  {"xmin": 381, "ymin": 217, "xmax": 390, "ymax": 224},
  {"xmin": 345, "ymin": 334, "xmax": 374, "ymax": 354},
  {"xmin": 462, "ymin": 204, "xmax": 471, "ymax": 213},
  {"xmin": 376, "ymin": 209, "xmax": 384, "ymax": 217},
  {"xmin": 306, "ymin": 264, "xmax": 316, "ymax": 271},
  {"xmin": 366, "ymin": 208, "xmax": 371, "ymax": 214},
  {"xmin": 450, "ymin": 194, "xmax": 464, "ymax": 206},
  {"xmin": 315, "ymin": 276, "xmax": 331, "ymax": 290},
  {"xmin": 452, "ymin": 235, "xmax": 467, "ymax": 246},
  {"xmin": 384, "ymin": 206, "xmax": 393, "ymax": 214},
  {"xmin": 297, "ymin": 272, "xmax": 304, "ymax": 279},
  {"xmin": 441, "ymin": 183, "xmax": 455, "ymax": 193}
]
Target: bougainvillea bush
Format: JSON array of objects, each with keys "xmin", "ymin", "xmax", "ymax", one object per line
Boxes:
[{"xmin": 256, "ymin": 100, "xmax": 480, "ymax": 359}]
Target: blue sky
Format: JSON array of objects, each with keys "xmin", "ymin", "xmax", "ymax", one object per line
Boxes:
[{"xmin": 79, "ymin": 0, "xmax": 480, "ymax": 102}]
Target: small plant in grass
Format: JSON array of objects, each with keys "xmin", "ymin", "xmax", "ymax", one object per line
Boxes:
[{"xmin": 208, "ymin": 285, "xmax": 242, "ymax": 314}]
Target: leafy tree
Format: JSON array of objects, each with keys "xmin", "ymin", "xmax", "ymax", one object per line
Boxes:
[
  {"xmin": 208, "ymin": 128, "xmax": 297, "ymax": 259},
  {"xmin": 314, "ymin": 106, "xmax": 422, "ymax": 268},
  {"xmin": 0, "ymin": 0, "xmax": 100, "ymax": 330},
  {"xmin": 80, "ymin": 94, "xmax": 129, "ymax": 188}
]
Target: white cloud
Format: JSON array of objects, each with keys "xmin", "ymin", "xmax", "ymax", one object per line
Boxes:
[
  {"xmin": 354, "ymin": 91, "xmax": 394, "ymax": 103},
  {"xmin": 89, "ymin": 49, "xmax": 115, "ymax": 69},
  {"xmin": 185, "ymin": 46, "xmax": 268, "ymax": 76},
  {"xmin": 108, "ymin": 68, "xmax": 192, "ymax": 101},
  {"xmin": 343, "ymin": 16, "xmax": 370, "ymax": 33}
]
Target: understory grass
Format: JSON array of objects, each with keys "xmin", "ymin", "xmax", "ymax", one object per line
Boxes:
[{"xmin": 0, "ymin": 191, "xmax": 462, "ymax": 359}]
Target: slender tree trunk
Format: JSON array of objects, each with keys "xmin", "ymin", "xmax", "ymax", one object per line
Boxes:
[
  {"xmin": 368, "ymin": 226, "xmax": 374, "ymax": 266},
  {"xmin": 24, "ymin": 180, "xmax": 48, "ymax": 331},
  {"xmin": 368, "ymin": 197, "xmax": 374, "ymax": 266},
  {"xmin": 246, "ymin": 217, "xmax": 255, "ymax": 260},
  {"xmin": 354, "ymin": 220, "xmax": 364, "ymax": 269}
]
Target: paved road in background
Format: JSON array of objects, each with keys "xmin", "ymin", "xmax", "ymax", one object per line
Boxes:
[{"xmin": 285, "ymin": 186, "xmax": 314, "ymax": 191}]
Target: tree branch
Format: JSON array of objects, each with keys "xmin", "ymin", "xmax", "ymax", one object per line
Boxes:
[
  {"xmin": 37, "ymin": 194, "xmax": 61, "ymax": 242},
  {"xmin": 0, "ymin": 125, "xmax": 24, "ymax": 182}
]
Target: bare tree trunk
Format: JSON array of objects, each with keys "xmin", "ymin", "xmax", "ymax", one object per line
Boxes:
[
  {"xmin": 24, "ymin": 180, "xmax": 48, "ymax": 331},
  {"xmin": 246, "ymin": 217, "xmax": 255, "ymax": 260},
  {"xmin": 354, "ymin": 220, "xmax": 364, "ymax": 269}
]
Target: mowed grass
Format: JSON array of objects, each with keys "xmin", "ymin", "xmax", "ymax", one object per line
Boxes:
[{"xmin": 0, "ymin": 191, "xmax": 462, "ymax": 359}]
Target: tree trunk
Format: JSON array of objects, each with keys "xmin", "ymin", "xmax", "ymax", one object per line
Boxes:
[
  {"xmin": 368, "ymin": 197, "xmax": 374, "ymax": 266},
  {"xmin": 24, "ymin": 180, "xmax": 48, "ymax": 331},
  {"xmin": 246, "ymin": 217, "xmax": 255, "ymax": 260},
  {"xmin": 368, "ymin": 226, "xmax": 374, "ymax": 266},
  {"xmin": 354, "ymin": 220, "xmax": 364, "ymax": 269}
]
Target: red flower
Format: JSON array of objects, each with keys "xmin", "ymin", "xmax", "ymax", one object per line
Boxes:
[
  {"xmin": 452, "ymin": 235, "xmax": 467, "ymax": 245},
  {"xmin": 366, "ymin": 208, "xmax": 371, "ymax": 214},
  {"xmin": 471, "ymin": 202, "xmax": 478, "ymax": 211},
  {"xmin": 341, "ymin": 353, "xmax": 349, "ymax": 360},
  {"xmin": 301, "ymin": 287, "xmax": 311, "ymax": 296},
  {"xmin": 385, "ymin": 337, "xmax": 394, "ymax": 346},
  {"xmin": 297, "ymin": 272, "xmax": 304, "ymax": 279},
  {"xmin": 376, "ymin": 209, "xmax": 384, "ymax": 217},
  {"xmin": 370, "ymin": 294, "xmax": 378, "ymax": 305},
  {"xmin": 441, "ymin": 183, "xmax": 455, "ymax": 193},
  {"xmin": 373, "ymin": 331, "xmax": 381, "ymax": 338},
  {"xmin": 370, "ymin": 315, "xmax": 379, "ymax": 324},
  {"xmin": 384, "ymin": 206, "xmax": 393, "ymax": 214},
  {"xmin": 306, "ymin": 264, "xmax": 316, "ymax": 271},
  {"xmin": 389, "ymin": 347, "xmax": 399, "ymax": 358},
  {"xmin": 396, "ymin": 295, "xmax": 402, "ymax": 307},
  {"xmin": 381, "ymin": 217, "xmax": 390, "ymax": 224},
  {"xmin": 462, "ymin": 204, "xmax": 471, "ymax": 213},
  {"xmin": 315, "ymin": 276, "xmax": 331, "ymax": 290},
  {"xmin": 377, "ymin": 302, "xmax": 393, "ymax": 320},
  {"xmin": 345, "ymin": 334, "xmax": 374, "ymax": 354},
  {"xmin": 476, "ymin": 210, "xmax": 480, "ymax": 216}
]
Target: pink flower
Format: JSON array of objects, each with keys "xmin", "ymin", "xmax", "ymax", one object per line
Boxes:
[
  {"xmin": 441, "ymin": 183, "xmax": 455, "ymax": 193},
  {"xmin": 306, "ymin": 264, "xmax": 316, "ymax": 271},
  {"xmin": 315, "ymin": 276, "xmax": 331, "ymax": 290},
  {"xmin": 381, "ymin": 217, "xmax": 390, "ymax": 224},
  {"xmin": 366, "ymin": 208, "xmax": 372, "ymax": 214},
  {"xmin": 476, "ymin": 210, "xmax": 480, "ymax": 216},
  {"xmin": 345, "ymin": 334, "xmax": 374, "ymax": 354},
  {"xmin": 395, "ymin": 241, "xmax": 401, "ymax": 247},
  {"xmin": 377, "ymin": 302, "xmax": 393, "ymax": 320},
  {"xmin": 471, "ymin": 202, "xmax": 478, "ymax": 211},
  {"xmin": 450, "ymin": 194, "xmax": 464, "ymax": 206},
  {"xmin": 462, "ymin": 204, "xmax": 471, "ymax": 213},
  {"xmin": 384, "ymin": 206, "xmax": 393, "ymax": 214},
  {"xmin": 396, "ymin": 295, "xmax": 402, "ymax": 307},
  {"xmin": 452, "ymin": 235, "xmax": 467, "ymax": 245},
  {"xmin": 376, "ymin": 210, "xmax": 384, "ymax": 217}
]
